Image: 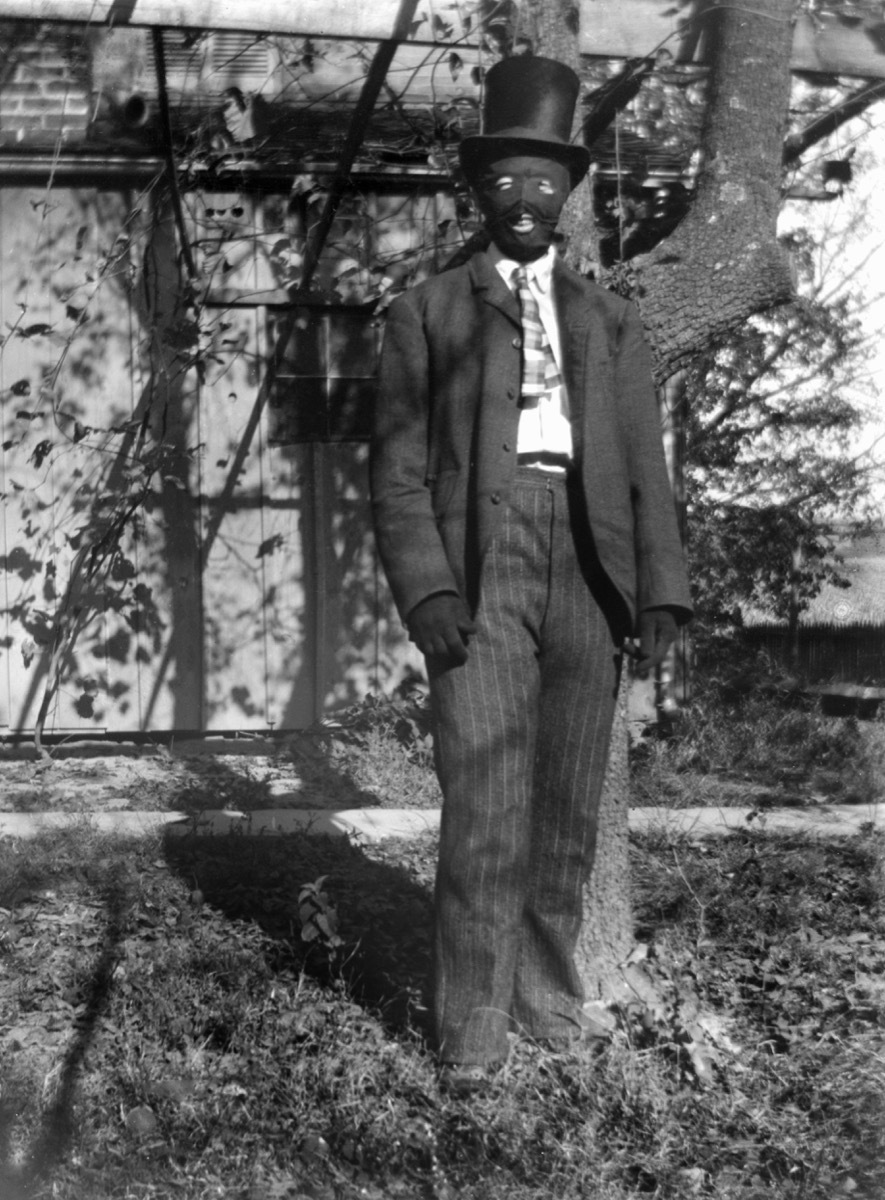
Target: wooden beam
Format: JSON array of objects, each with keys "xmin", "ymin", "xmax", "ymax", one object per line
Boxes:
[
  {"xmin": 4, "ymin": 0, "xmax": 884, "ymax": 79},
  {"xmin": 581, "ymin": 0, "xmax": 885, "ymax": 81},
  {"xmin": 0, "ymin": 0, "xmax": 479, "ymax": 43},
  {"xmin": 5, "ymin": 0, "xmax": 882, "ymax": 78},
  {"xmin": 299, "ymin": 0, "xmax": 423, "ymax": 286}
]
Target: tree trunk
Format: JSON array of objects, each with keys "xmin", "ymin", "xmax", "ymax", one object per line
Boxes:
[
  {"xmin": 523, "ymin": 0, "xmax": 802, "ymax": 998},
  {"xmin": 575, "ymin": 672, "xmax": 634, "ymax": 998},
  {"xmin": 526, "ymin": 0, "xmax": 641, "ymax": 998},
  {"xmin": 636, "ymin": 0, "xmax": 798, "ymax": 382}
]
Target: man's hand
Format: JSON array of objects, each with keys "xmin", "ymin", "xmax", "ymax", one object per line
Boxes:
[
  {"xmin": 407, "ymin": 593, "xmax": 477, "ymax": 664},
  {"xmin": 627, "ymin": 608, "xmax": 678, "ymax": 678}
]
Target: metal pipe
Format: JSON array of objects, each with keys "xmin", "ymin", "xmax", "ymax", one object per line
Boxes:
[{"xmin": 122, "ymin": 94, "xmax": 154, "ymax": 129}]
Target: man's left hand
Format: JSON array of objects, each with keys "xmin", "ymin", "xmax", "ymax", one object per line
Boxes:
[{"xmin": 628, "ymin": 609, "xmax": 679, "ymax": 677}]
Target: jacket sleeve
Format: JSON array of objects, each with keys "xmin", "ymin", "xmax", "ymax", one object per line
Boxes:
[
  {"xmin": 616, "ymin": 301, "xmax": 693, "ymax": 625},
  {"xmin": 370, "ymin": 292, "xmax": 460, "ymax": 622}
]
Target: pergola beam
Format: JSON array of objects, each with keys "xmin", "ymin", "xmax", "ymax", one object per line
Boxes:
[
  {"xmin": 0, "ymin": 0, "xmax": 479, "ymax": 44},
  {"xmin": 3, "ymin": 1, "xmax": 885, "ymax": 80}
]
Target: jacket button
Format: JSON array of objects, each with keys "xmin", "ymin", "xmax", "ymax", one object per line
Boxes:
[
  {"xmin": 506, "ymin": 388, "xmax": 516, "ymax": 399},
  {"xmin": 511, "ymin": 336, "xmax": 521, "ymax": 349},
  {"xmin": 491, "ymin": 492, "xmax": 501, "ymax": 504},
  {"xmin": 503, "ymin": 442, "xmax": 511, "ymax": 452}
]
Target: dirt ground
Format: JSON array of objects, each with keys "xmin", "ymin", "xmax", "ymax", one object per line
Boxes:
[
  {"xmin": 1, "ymin": 718, "xmax": 881, "ymax": 819},
  {"xmin": 0, "ymin": 740, "xmax": 342, "ymax": 815}
]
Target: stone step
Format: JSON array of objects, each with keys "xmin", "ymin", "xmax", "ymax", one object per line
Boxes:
[{"xmin": 0, "ymin": 803, "xmax": 881, "ymax": 842}]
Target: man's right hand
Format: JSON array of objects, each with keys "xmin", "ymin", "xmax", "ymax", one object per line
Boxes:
[{"xmin": 407, "ymin": 593, "xmax": 477, "ymax": 664}]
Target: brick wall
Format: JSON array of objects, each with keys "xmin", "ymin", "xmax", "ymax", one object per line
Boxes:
[
  {"xmin": 0, "ymin": 29, "xmax": 90, "ymax": 145},
  {"xmin": 0, "ymin": 24, "xmax": 276, "ymax": 149}
]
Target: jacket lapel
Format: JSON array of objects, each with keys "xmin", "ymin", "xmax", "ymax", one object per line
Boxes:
[
  {"xmin": 552, "ymin": 260, "xmax": 592, "ymax": 429},
  {"xmin": 468, "ymin": 252, "xmax": 521, "ymax": 329}
]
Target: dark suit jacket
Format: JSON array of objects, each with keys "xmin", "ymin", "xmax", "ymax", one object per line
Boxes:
[{"xmin": 371, "ymin": 249, "xmax": 692, "ymax": 633}]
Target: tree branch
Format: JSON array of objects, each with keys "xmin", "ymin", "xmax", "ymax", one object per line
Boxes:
[{"xmin": 784, "ymin": 78, "xmax": 885, "ymax": 165}]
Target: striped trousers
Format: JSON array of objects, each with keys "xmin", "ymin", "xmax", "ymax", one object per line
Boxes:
[{"xmin": 428, "ymin": 468, "xmax": 621, "ymax": 1065}]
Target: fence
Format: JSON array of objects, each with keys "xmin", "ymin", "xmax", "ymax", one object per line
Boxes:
[{"xmin": 741, "ymin": 622, "xmax": 885, "ymax": 685}]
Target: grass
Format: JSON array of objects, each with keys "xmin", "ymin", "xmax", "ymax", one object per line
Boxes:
[
  {"xmin": 630, "ymin": 651, "xmax": 885, "ymax": 809},
  {"xmin": 1, "ymin": 682, "xmax": 884, "ymax": 1199},
  {"xmin": 1, "ymin": 817, "xmax": 883, "ymax": 1199}
]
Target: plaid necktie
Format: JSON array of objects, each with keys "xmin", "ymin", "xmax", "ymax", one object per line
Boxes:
[{"xmin": 513, "ymin": 264, "xmax": 562, "ymax": 399}]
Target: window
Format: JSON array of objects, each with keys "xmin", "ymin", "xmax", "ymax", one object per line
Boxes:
[{"xmin": 269, "ymin": 307, "xmax": 379, "ymax": 442}]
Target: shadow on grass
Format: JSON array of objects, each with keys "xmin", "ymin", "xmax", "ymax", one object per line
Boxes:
[
  {"xmin": 0, "ymin": 858, "xmax": 132, "ymax": 1200},
  {"xmin": 0, "ymin": 746, "xmax": 436, "ymax": 1199},
  {"xmin": 170, "ymin": 738, "xmax": 381, "ymax": 814},
  {"xmin": 162, "ymin": 747, "xmax": 437, "ymax": 1040},
  {"xmin": 163, "ymin": 821, "xmax": 436, "ymax": 1042}
]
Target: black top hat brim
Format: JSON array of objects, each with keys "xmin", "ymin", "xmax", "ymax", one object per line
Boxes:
[{"xmin": 459, "ymin": 133, "xmax": 590, "ymax": 189}]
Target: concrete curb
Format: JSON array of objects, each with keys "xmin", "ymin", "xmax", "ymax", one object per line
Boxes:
[
  {"xmin": 0, "ymin": 804, "xmax": 881, "ymax": 842},
  {"xmin": 629, "ymin": 803, "xmax": 883, "ymax": 838},
  {"xmin": 0, "ymin": 811, "xmax": 188, "ymax": 839}
]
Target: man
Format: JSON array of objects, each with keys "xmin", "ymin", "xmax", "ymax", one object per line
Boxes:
[{"xmin": 371, "ymin": 55, "xmax": 692, "ymax": 1092}]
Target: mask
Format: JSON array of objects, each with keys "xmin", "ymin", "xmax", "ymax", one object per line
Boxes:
[{"xmin": 473, "ymin": 154, "xmax": 571, "ymax": 262}]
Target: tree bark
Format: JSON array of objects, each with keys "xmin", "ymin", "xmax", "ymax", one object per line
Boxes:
[
  {"xmin": 524, "ymin": 0, "xmax": 802, "ymax": 999},
  {"xmin": 575, "ymin": 672, "xmax": 634, "ymax": 998},
  {"xmin": 636, "ymin": 0, "xmax": 798, "ymax": 382}
]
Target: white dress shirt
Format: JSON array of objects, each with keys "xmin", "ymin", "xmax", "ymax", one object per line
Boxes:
[{"xmin": 490, "ymin": 243, "xmax": 573, "ymax": 463}]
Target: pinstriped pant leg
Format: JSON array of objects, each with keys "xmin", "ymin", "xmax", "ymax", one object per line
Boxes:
[
  {"xmin": 510, "ymin": 477, "xmax": 620, "ymax": 1039},
  {"xmin": 428, "ymin": 479, "xmax": 548, "ymax": 1066},
  {"xmin": 428, "ymin": 472, "xmax": 620, "ymax": 1063}
]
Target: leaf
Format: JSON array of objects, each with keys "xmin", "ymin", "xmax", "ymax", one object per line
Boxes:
[
  {"xmin": 66, "ymin": 304, "xmax": 85, "ymax": 322},
  {"xmin": 30, "ymin": 439, "xmax": 52, "ymax": 469},
  {"xmin": 448, "ymin": 52, "xmax": 463, "ymax": 81},
  {"xmin": 685, "ymin": 1038, "xmax": 718, "ymax": 1087},
  {"xmin": 3, "ymin": 1024, "xmax": 41, "ymax": 1049},
  {"xmin": 147, "ymin": 1077, "xmax": 195, "ymax": 1104},
  {"xmin": 256, "ymin": 534, "xmax": 284, "ymax": 558},
  {"xmin": 10, "ymin": 378, "xmax": 30, "ymax": 396},
  {"xmin": 299, "ymin": 1133, "xmax": 330, "ymax": 1160},
  {"xmin": 125, "ymin": 1105, "xmax": 159, "ymax": 1137},
  {"xmin": 312, "ymin": 912, "xmax": 341, "ymax": 943},
  {"xmin": 19, "ymin": 323, "xmax": 54, "ymax": 338}
]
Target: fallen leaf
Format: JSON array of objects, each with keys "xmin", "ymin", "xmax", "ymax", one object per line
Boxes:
[{"xmin": 125, "ymin": 1105, "xmax": 159, "ymax": 1137}]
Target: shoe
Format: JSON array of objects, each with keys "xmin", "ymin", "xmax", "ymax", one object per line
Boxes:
[
  {"xmin": 530, "ymin": 1007, "xmax": 617, "ymax": 1054},
  {"xmin": 438, "ymin": 1062, "xmax": 497, "ymax": 1096},
  {"xmin": 530, "ymin": 1037, "xmax": 571, "ymax": 1054}
]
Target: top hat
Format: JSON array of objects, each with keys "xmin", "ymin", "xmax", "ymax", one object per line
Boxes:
[{"xmin": 459, "ymin": 55, "xmax": 590, "ymax": 188}]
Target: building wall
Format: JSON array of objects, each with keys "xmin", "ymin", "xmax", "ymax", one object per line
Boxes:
[
  {"xmin": 0, "ymin": 179, "xmax": 430, "ymax": 735},
  {"xmin": 0, "ymin": 25, "xmax": 91, "ymax": 144}
]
